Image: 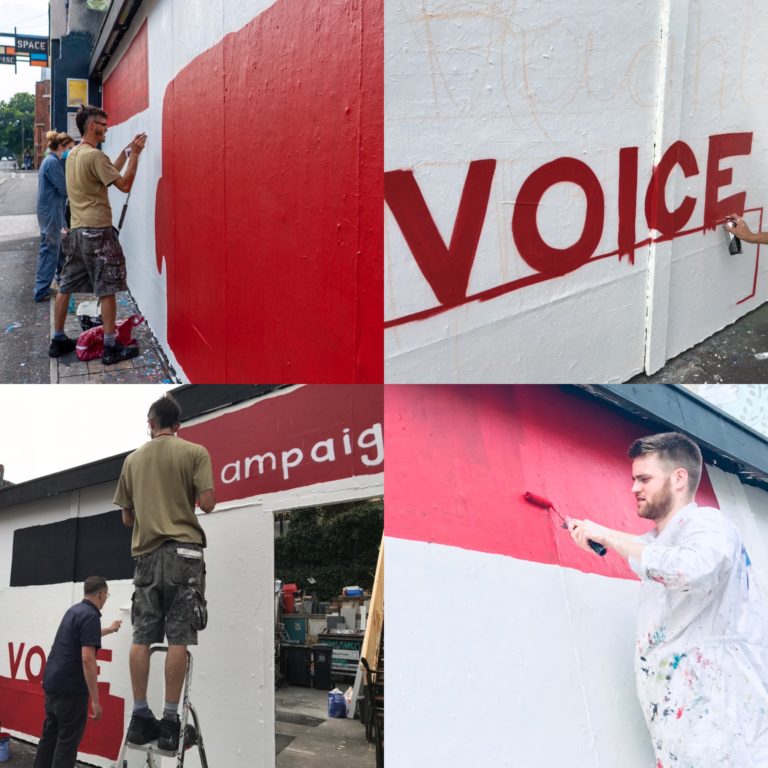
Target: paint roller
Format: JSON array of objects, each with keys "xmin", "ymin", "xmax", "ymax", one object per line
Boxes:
[{"xmin": 523, "ymin": 491, "xmax": 607, "ymax": 557}]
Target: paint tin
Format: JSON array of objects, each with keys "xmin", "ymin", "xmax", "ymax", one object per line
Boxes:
[
  {"xmin": 0, "ymin": 733, "xmax": 10, "ymax": 762},
  {"xmin": 328, "ymin": 689, "xmax": 347, "ymax": 718}
]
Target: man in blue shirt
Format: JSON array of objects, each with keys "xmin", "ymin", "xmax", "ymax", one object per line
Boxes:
[
  {"xmin": 33, "ymin": 576, "xmax": 121, "ymax": 768},
  {"xmin": 34, "ymin": 135, "xmax": 68, "ymax": 302}
]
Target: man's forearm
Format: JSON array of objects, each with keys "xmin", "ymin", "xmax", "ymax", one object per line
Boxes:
[
  {"xmin": 742, "ymin": 231, "xmax": 768, "ymax": 245},
  {"xmin": 113, "ymin": 149, "xmax": 128, "ymax": 172},
  {"xmin": 82, "ymin": 657, "xmax": 99, "ymax": 705},
  {"xmin": 120, "ymin": 154, "xmax": 140, "ymax": 191},
  {"xmin": 122, "ymin": 508, "xmax": 135, "ymax": 527},
  {"xmin": 570, "ymin": 520, "xmax": 646, "ymax": 562},
  {"xmin": 602, "ymin": 530, "xmax": 646, "ymax": 562}
]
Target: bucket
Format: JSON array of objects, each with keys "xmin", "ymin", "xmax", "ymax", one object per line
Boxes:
[
  {"xmin": 328, "ymin": 689, "xmax": 346, "ymax": 719},
  {"xmin": 0, "ymin": 733, "xmax": 10, "ymax": 762}
]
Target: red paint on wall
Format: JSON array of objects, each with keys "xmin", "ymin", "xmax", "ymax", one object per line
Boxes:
[
  {"xmin": 178, "ymin": 385, "xmax": 383, "ymax": 503},
  {"xmin": 703, "ymin": 132, "xmax": 752, "ymax": 231},
  {"xmin": 153, "ymin": 0, "xmax": 382, "ymax": 382},
  {"xmin": 617, "ymin": 147, "xmax": 639, "ymax": 264},
  {"xmin": 512, "ymin": 157, "xmax": 604, "ymax": 276},
  {"xmin": 385, "ymin": 386, "xmax": 719, "ymax": 580},
  {"xmin": 645, "ymin": 141, "xmax": 699, "ymax": 237},
  {"xmin": 383, "ymin": 160, "xmax": 496, "ymax": 306},
  {"xmin": 1, "ymin": 644, "xmax": 124, "ymax": 760},
  {"xmin": 385, "ymin": 132, "xmax": 754, "ymax": 326},
  {"xmin": 103, "ymin": 20, "xmax": 149, "ymax": 126}
]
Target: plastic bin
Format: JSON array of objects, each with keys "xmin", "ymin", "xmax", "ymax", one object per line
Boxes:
[
  {"xmin": 312, "ymin": 644, "xmax": 333, "ymax": 690},
  {"xmin": 282, "ymin": 644, "xmax": 312, "ymax": 687}
]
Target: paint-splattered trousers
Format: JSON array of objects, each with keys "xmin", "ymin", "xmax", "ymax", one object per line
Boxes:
[
  {"xmin": 131, "ymin": 540, "xmax": 207, "ymax": 646},
  {"xmin": 59, "ymin": 226, "xmax": 128, "ymax": 298},
  {"xmin": 637, "ymin": 643, "xmax": 768, "ymax": 767}
]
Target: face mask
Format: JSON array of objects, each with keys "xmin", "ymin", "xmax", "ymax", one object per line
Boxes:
[{"xmin": 62, "ymin": 149, "xmax": 70, "ymax": 159}]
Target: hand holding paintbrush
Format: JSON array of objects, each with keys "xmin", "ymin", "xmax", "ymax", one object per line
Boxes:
[{"xmin": 523, "ymin": 492, "xmax": 607, "ymax": 556}]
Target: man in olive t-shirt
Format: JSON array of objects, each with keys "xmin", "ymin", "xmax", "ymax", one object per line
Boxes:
[
  {"xmin": 49, "ymin": 103, "xmax": 147, "ymax": 366},
  {"xmin": 114, "ymin": 393, "xmax": 215, "ymax": 752}
]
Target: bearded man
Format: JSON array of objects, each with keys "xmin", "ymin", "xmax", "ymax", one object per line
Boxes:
[{"xmin": 568, "ymin": 432, "xmax": 768, "ymax": 768}]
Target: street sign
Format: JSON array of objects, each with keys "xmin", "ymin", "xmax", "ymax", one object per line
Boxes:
[
  {"xmin": 0, "ymin": 33, "xmax": 49, "ymax": 68},
  {"xmin": 15, "ymin": 35, "xmax": 48, "ymax": 55}
]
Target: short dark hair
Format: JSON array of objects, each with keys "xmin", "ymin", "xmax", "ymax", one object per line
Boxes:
[
  {"xmin": 84, "ymin": 576, "xmax": 107, "ymax": 595},
  {"xmin": 628, "ymin": 432, "xmax": 702, "ymax": 494},
  {"xmin": 148, "ymin": 394, "xmax": 181, "ymax": 428},
  {"xmin": 75, "ymin": 104, "xmax": 107, "ymax": 136}
]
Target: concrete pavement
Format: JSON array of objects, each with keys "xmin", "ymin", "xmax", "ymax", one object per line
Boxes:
[
  {"xmin": 0, "ymin": 169, "xmax": 179, "ymax": 384},
  {"xmin": 276, "ymin": 684, "xmax": 376, "ymax": 768},
  {"xmin": 2, "ymin": 684, "xmax": 374, "ymax": 768},
  {"xmin": 629, "ymin": 302, "xmax": 768, "ymax": 383},
  {"xmin": 0, "ymin": 738, "xmax": 89, "ymax": 768}
]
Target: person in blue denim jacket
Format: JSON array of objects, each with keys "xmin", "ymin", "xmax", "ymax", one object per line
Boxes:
[{"xmin": 34, "ymin": 135, "xmax": 68, "ymax": 302}]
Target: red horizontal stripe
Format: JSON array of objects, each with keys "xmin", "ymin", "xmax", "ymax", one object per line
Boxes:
[
  {"xmin": 385, "ymin": 385, "xmax": 719, "ymax": 579},
  {"xmin": 178, "ymin": 385, "xmax": 383, "ymax": 503},
  {"xmin": 103, "ymin": 20, "xmax": 148, "ymax": 126}
]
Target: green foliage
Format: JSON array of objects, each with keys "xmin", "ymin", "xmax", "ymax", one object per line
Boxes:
[
  {"xmin": 0, "ymin": 92, "xmax": 36, "ymax": 159},
  {"xmin": 275, "ymin": 499, "xmax": 383, "ymax": 601}
]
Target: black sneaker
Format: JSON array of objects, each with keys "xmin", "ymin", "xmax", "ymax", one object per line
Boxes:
[
  {"xmin": 102, "ymin": 340, "xmax": 140, "ymax": 365},
  {"xmin": 48, "ymin": 336, "xmax": 76, "ymax": 357},
  {"xmin": 158, "ymin": 715, "xmax": 181, "ymax": 752},
  {"xmin": 126, "ymin": 712, "xmax": 161, "ymax": 745}
]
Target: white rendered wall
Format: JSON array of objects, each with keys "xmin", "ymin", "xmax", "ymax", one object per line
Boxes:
[
  {"xmin": 0, "ymin": 472, "xmax": 384, "ymax": 767},
  {"xmin": 0, "ymin": 482, "xmax": 271, "ymax": 768},
  {"xmin": 385, "ymin": 466, "xmax": 768, "ymax": 766},
  {"xmin": 385, "ymin": 0, "xmax": 768, "ymax": 382}
]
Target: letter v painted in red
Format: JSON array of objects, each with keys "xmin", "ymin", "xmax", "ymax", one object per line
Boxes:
[
  {"xmin": 9, "ymin": 642, "xmax": 24, "ymax": 679},
  {"xmin": 384, "ymin": 160, "xmax": 496, "ymax": 306}
]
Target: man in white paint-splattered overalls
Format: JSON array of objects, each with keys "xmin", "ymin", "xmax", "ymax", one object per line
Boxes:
[{"xmin": 569, "ymin": 432, "xmax": 768, "ymax": 768}]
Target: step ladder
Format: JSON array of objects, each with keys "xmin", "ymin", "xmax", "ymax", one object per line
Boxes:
[{"xmin": 114, "ymin": 646, "xmax": 208, "ymax": 768}]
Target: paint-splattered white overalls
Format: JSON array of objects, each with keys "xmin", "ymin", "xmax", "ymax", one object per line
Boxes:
[{"xmin": 629, "ymin": 503, "xmax": 768, "ymax": 768}]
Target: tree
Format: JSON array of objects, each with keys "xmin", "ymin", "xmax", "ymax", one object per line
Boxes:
[
  {"xmin": 275, "ymin": 499, "xmax": 383, "ymax": 601},
  {"xmin": 0, "ymin": 92, "xmax": 36, "ymax": 160}
]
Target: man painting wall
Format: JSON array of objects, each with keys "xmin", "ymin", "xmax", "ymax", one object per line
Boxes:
[
  {"xmin": 568, "ymin": 432, "xmax": 768, "ymax": 766},
  {"xmin": 114, "ymin": 394, "xmax": 215, "ymax": 752},
  {"xmin": 33, "ymin": 576, "xmax": 121, "ymax": 768}
]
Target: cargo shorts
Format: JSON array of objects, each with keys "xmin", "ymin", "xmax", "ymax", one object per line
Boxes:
[
  {"xmin": 131, "ymin": 540, "xmax": 208, "ymax": 646},
  {"xmin": 59, "ymin": 226, "xmax": 128, "ymax": 297}
]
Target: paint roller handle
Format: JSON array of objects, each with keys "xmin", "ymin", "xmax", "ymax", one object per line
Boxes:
[
  {"xmin": 588, "ymin": 539, "xmax": 607, "ymax": 557},
  {"xmin": 564, "ymin": 512, "xmax": 607, "ymax": 556},
  {"xmin": 118, "ymin": 201, "xmax": 129, "ymax": 230}
]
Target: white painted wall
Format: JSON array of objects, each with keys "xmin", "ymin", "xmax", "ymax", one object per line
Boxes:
[
  {"xmin": 385, "ymin": 466, "xmax": 768, "ymax": 766},
  {"xmin": 385, "ymin": 0, "xmax": 768, "ymax": 382},
  {"xmin": 0, "ymin": 482, "xmax": 271, "ymax": 768},
  {"xmin": 0, "ymin": 475, "xmax": 384, "ymax": 767}
]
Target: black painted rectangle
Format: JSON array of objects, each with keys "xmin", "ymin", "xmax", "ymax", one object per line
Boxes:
[{"xmin": 10, "ymin": 510, "xmax": 135, "ymax": 587}]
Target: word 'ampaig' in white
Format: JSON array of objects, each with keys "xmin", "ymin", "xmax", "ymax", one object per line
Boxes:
[{"xmin": 220, "ymin": 423, "xmax": 383, "ymax": 483}]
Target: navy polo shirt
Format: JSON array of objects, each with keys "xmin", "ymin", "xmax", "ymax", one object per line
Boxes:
[{"xmin": 43, "ymin": 599, "xmax": 102, "ymax": 696}]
